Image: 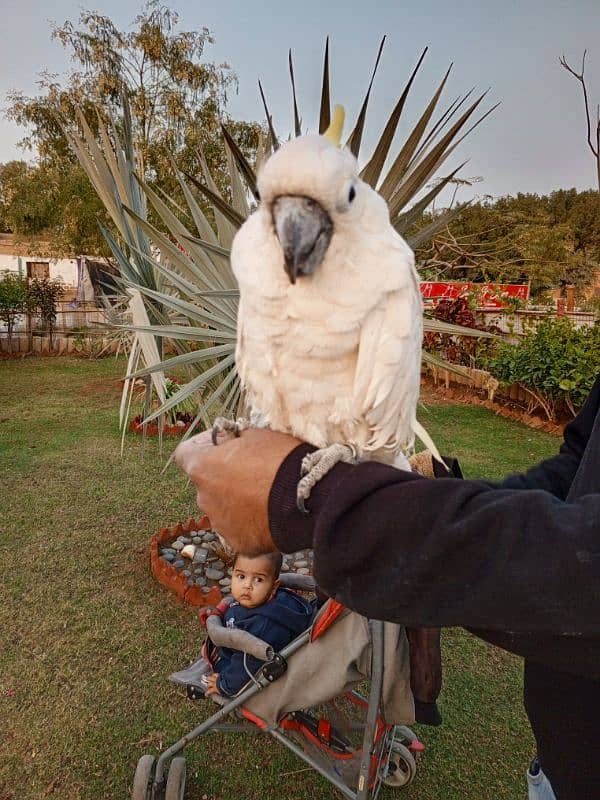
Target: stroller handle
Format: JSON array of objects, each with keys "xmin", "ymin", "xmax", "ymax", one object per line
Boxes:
[{"xmin": 207, "ymin": 612, "xmax": 274, "ymax": 661}]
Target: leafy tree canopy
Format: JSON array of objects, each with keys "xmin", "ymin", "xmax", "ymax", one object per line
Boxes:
[
  {"xmin": 0, "ymin": 160, "xmax": 108, "ymax": 254},
  {"xmin": 416, "ymin": 188, "xmax": 600, "ymax": 300},
  {"xmin": 4, "ymin": 1, "xmax": 261, "ymax": 255}
]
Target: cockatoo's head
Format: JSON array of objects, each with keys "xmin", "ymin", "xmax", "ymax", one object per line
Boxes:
[{"xmin": 256, "ymin": 106, "xmax": 376, "ymax": 284}]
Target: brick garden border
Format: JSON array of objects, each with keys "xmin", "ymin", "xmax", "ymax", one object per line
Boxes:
[
  {"xmin": 422, "ymin": 375, "xmax": 566, "ymax": 436},
  {"xmin": 129, "ymin": 415, "xmax": 191, "ymax": 437},
  {"xmin": 150, "ymin": 515, "xmax": 223, "ymax": 607}
]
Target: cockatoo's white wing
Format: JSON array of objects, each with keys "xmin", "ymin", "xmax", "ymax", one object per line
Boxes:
[{"xmin": 353, "ymin": 242, "xmax": 423, "ymax": 456}]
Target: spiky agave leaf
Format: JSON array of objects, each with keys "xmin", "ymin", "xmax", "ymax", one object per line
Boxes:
[
  {"xmin": 345, "ymin": 36, "xmax": 386, "ymax": 157},
  {"xmin": 221, "ymin": 124, "xmax": 259, "ymax": 200},
  {"xmin": 288, "ymin": 49, "xmax": 302, "ymax": 138},
  {"xmin": 360, "ymin": 48, "xmax": 428, "ymax": 188},
  {"xmin": 318, "ymin": 37, "xmax": 331, "ymax": 134},
  {"xmin": 61, "ymin": 100, "xmax": 241, "ymax": 433},
  {"xmin": 395, "ymin": 163, "xmax": 468, "ymax": 236}
]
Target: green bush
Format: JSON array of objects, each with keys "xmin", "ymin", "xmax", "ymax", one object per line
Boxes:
[
  {"xmin": 26, "ymin": 277, "xmax": 64, "ymax": 345},
  {"xmin": 486, "ymin": 317, "xmax": 600, "ymax": 419},
  {"xmin": 0, "ymin": 271, "xmax": 28, "ymax": 350}
]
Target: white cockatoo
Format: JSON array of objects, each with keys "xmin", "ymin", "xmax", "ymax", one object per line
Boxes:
[{"xmin": 217, "ymin": 106, "xmax": 436, "ymax": 510}]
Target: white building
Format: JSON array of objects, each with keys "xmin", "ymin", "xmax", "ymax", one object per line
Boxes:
[
  {"xmin": 0, "ymin": 234, "xmax": 119, "ymax": 350},
  {"xmin": 0, "ymin": 233, "xmax": 85, "ymax": 298}
]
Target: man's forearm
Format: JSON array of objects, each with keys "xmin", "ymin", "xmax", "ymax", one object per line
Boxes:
[{"xmin": 269, "ymin": 446, "xmax": 600, "ymax": 635}]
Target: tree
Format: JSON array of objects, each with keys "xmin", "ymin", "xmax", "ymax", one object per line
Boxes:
[
  {"xmin": 560, "ymin": 51, "xmax": 600, "ymax": 191},
  {"xmin": 0, "ymin": 162, "xmax": 29, "ymax": 232},
  {"xmin": 0, "ymin": 159, "xmax": 110, "ymax": 255},
  {"xmin": 27, "ymin": 277, "xmax": 65, "ymax": 348},
  {"xmin": 0, "ymin": 271, "xmax": 28, "ymax": 352},
  {"xmin": 5, "ymin": 2, "xmax": 261, "ymax": 253},
  {"xmin": 417, "ymin": 190, "xmax": 600, "ymax": 301}
]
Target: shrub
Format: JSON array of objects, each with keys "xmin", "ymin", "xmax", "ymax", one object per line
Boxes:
[
  {"xmin": 26, "ymin": 277, "xmax": 64, "ymax": 347},
  {"xmin": 0, "ymin": 271, "xmax": 28, "ymax": 351},
  {"xmin": 423, "ymin": 296, "xmax": 499, "ymax": 367},
  {"xmin": 486, "ymin": 318, "xmax": 600, "ymax": 420}
]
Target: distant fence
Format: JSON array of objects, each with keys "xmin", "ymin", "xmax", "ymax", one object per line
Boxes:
[
  {"xmin": 476, "ymin": 308, "xmax": 596, "ymax": 336},
  {"xmin": 2, "ymin": 301, "xmax": 597, "ymax": 356},
  {"xmin": 1, "ymin": 300, "xmax": 108, "ymax": 334},
  {"xmin": 427, "ymin": 363, "xmax": 539, "ymax": 407},
  {"xmin": 0, "ymin": 332, "xmax": 118, "ymax": 356},
  {"xmin": 0, "ymin": 300, "xmax": 116, "ymax": 355}
]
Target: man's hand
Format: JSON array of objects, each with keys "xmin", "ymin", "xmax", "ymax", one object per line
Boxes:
[{"xmin": 174, "ymin": 428, "xmax": 300, "ymax": 555}]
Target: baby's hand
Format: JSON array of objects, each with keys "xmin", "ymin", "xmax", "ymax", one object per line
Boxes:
[
  {"xmin": 199, "ymin": 607, "xmax": 213, "ymax": 627},
  {"xmin": 205, "ymin": 673, "xmax": 220, "ymax": 696}
]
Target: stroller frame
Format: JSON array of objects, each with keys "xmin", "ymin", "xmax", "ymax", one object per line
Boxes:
[{"xmin": 136, "ymin": 617, "xmax": 419, "ymax": 800}]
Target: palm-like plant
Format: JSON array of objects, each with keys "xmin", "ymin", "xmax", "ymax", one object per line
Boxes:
[{"xmin": 65, "ymin": 38, "xmax": 497, "ymax": 454}]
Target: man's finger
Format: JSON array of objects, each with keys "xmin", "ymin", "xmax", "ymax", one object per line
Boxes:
[{"xmin": 174, "ymin": 430, "xmax": 214, "ymax": 475}]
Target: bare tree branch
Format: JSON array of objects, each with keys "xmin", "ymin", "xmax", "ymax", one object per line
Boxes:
[{"xmin": 560, "ymin": 50, "xmax": 600, "ymax": 190}]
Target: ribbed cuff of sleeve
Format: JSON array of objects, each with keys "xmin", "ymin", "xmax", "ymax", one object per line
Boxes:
[{"xmin": 267, "ymin": 442, "xmax": 353, "ymax": 553}]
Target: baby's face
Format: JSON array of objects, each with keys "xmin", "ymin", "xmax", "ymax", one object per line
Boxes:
[{"xmin": 231, "ymin": 554, "xmax": 278, "ymax": 609}]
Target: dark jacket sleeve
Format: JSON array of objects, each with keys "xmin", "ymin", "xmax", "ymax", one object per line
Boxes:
[
  {"xmin": 268, "ymin": 380, "xmax": 600, "ymax": 636},
  {"xmin": 496, "ymin": 377, "xmax": 600, "ymax": 496}
]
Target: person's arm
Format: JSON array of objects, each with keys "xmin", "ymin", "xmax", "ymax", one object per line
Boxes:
[
  {"xmin": 174, "ymin": 380, "xmax": 600, "ymax": 635},
  {"xmin": 268, "ymin": 379, "xmax": 600, "ymax": 635},
  {"xmin": 496, "ymin": 376, "xmax": 600, "ymax": 496},
  {"xmin": 270, "ymin": 454, "xmax": 600, "ymax": 633}
]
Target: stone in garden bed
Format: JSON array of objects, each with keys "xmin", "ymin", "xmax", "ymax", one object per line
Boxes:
[{"xmin": 205, "ymin": 567, "xmax": 225, "ymax": 581}]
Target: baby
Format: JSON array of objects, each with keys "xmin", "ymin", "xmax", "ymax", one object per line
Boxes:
[{"xmin": 202, "ymin": 551, "xmax": 314, "ymax": 697}]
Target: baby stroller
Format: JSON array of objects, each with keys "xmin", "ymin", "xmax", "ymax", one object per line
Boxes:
[{"xmin": 132, "ymin": 573, "xmax": 424, "ymax": 800}]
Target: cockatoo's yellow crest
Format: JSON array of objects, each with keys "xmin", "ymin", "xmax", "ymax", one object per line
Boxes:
[{"xmin": 323, "ymin": 105, "xmax": 345, "ymax": 147}]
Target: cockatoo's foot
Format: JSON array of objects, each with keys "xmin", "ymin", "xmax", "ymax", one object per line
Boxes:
[
  {"xmin": 211, "ymin": 416, "xmax": 249, "ymax": 446},
  {"xmin": 296, "ymin": 443, "xmax": 358, "ymax": 514}
]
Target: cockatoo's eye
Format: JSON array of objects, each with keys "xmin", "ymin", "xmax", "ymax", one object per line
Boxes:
[{"xmin": 335, "ymin": 182, "xmax": 357, "ymax": 214}]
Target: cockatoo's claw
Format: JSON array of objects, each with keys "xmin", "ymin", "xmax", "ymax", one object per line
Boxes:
[
  {"xmin": 296, "ymin": 443, "xmax": 358, "ymax": 514},
  {"xmin": 296, "ymin": 496, "xmax": 310, "ymax": 515},
  {"xmin": 211, "ymin": 416, "xmax": 249, "ymax": 445},
  {"xmin": 300, "ymin": 453, "xmax": 313, "ymax": 477}
]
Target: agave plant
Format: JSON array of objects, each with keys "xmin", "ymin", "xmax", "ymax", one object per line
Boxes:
[{"xmin": 64, "ymin": 38, "xmax": 497, "ymax": 455}]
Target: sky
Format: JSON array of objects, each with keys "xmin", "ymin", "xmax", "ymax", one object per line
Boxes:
[{"xmin": 1, "ymin": 0, "xmax": 600, "ymax": 202}]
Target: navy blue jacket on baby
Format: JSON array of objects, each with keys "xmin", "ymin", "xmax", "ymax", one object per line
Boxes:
[{"xmin": 213, "ymin": 587, "xmax": 314, "ymax": 697}]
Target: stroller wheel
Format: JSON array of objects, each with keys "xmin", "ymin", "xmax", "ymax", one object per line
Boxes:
[
  {"xmin": 132, "ymin": 754, "xmax": 156, "ymax": 800},
  {"xmin": 165, "ymin": 757, "xmax": 187, "ymax": 800},
  {"xmin": 381, "ymin": 741, "xmax": 416, "ymax": 788}
]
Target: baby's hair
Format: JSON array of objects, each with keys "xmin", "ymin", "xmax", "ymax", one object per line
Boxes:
[
  {"xmin": 264, "ymin": 550, "xmax": 283, "ymax": 577},
  {"xmin": 233, "ymin": 550, "xmax": 283, "ymax": 578}
]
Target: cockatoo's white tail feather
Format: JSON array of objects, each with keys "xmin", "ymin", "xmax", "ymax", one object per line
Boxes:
[{"xmin": 413, "ymin": 419, "xmax": 447, "ymax": 469}]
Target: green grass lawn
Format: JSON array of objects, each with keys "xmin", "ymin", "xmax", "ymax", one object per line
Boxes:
[{"xmin": 0, "ymin": 357, "xmax": 560, "ymax": 800}]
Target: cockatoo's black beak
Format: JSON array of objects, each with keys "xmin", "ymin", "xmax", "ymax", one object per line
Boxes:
[{"xmin": 272, "ymin": 195, "xmax": 333, "ymax": 284}]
